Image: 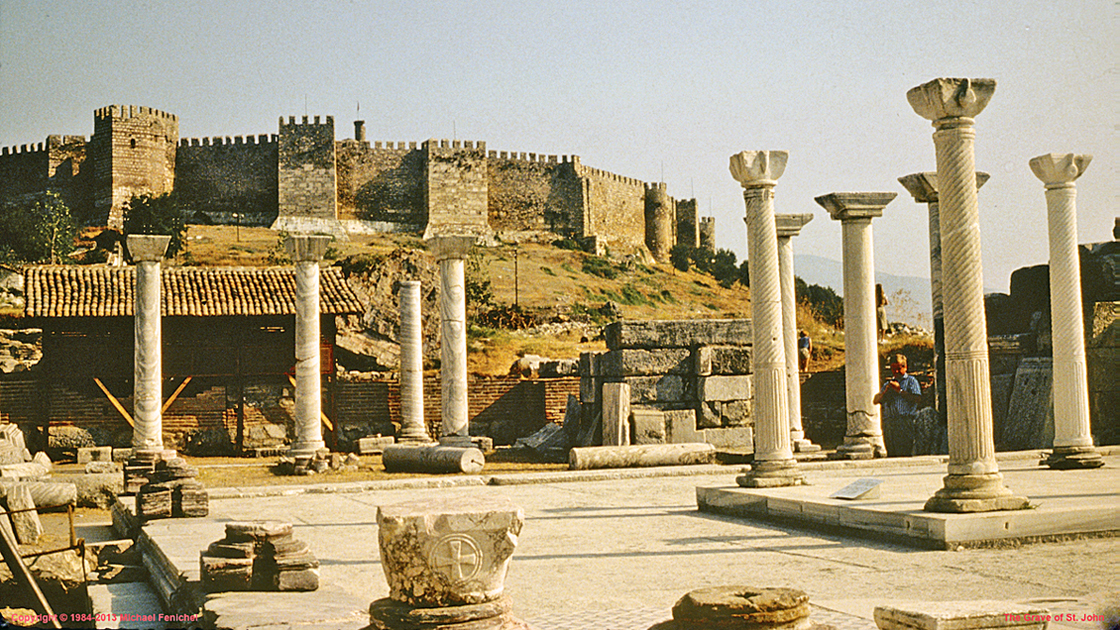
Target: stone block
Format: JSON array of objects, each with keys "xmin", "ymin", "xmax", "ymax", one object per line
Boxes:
[
  {"xmin": 698, "ymin": 375, "xmax": 752, "ymax": 402},
  {"xmin": 698, "ymin": 402, "xmax": 722, "ymax": 429},
  {"xmin": 630, "ymin": 408, "xmax": 666, "ymax": 445},
  {"xmin": 702, "ymin": 427, "xmax": 754, "ymax": 450},
  {"xmin": 578, "ymin": 351, "xmax": 603, "ymax": 377},
  {"xmin": 539, "ymin": 359, "xmax": 578, "ymax": 378},
  {"xmin": 579, "ymin": 376, "xmax": 598, "ymax": 403},
  {"xmin": 84, "ymin": 461, "xmax": 118, "ymax": 474},
  {"xmin": 721, "ymin": 400, "xmax": 751, "ymax": 427},
  {"xmin": 1002, "ymin": 357, "xmax": 1054, "ymax": 450},
  {"xmin": 665, "ymin": 409, "xmax": 701, "ymax": 443},
  {"xmin": 277, "ymin": 567, "xmax": 320, "ymax": 591},
  {"xmin": 358, "ymin": 436, "xmax": 396, "ymax": 455},
  {"xmin": 5, "ymin": 483, "xmax": 42, "ymax": 544},
  {"xmin": 470, "ymin": 436, "xmax": 494, "ymax": 452},
  {"xmin": 695, "ymin": 345, "xmax": 754, "ymax": 376},
  {"xmin": 377, "ymin": 495, "xmax": 524, "ymax": 607},
  {"xmin": 77, "ymin": 446, "xmax": 113, "ymax": 464},
  {"xmin": 604, "ymin": 319, "xmax": 753, "ymax": 350},
  {"xmin": 201, "ymin": 555, "xmax": 254, "ymax": 592},
  {"xmin": 599, "ymin": 348, "xmax": 692, "ymax": 376},
  {"xmin": 625, "ymin": 374, "xmax": 693, "ymax": 403},
  {"xmin": 874, "ymin": 602, "xmax": 1052, "ymax": 630},
  {"xmin": 602, "ymin": 382, "xmax": 630, "ymax": 446}
]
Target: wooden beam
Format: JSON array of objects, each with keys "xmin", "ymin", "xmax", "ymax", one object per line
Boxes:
[
  {"xmin": 286, "ymin": 374, "xmax": 334, "ymax": 432},
  {"xmin": 93, "ymin": 378, "xmax": 134, "ymax": 428},
  {"xmin": 161, "ymin": 376, "xmax": 193, "ymax": 414}
]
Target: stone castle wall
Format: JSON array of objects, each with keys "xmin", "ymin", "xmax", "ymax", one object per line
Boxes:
[
  {"xmin": 422, "ymin": 139, "xmax": 490, "ymax": 239},
  {"xmin": 335, "ymin": 139, "xmax": 425, "ymax": 230},
  {"xmin": 485, "ymin": 152, "xmax": 583, "ymax": 237},
  {"xmin": 276, "ymin": 116, "xmax": 336, "ymax": 222},
  {"xmin": 577, "ymin": 163, "xmax": 646, "ymax": 250},
  {"xmin": 0, "ymin": 142, "xmax": 48, "ymax": 205},
  {"xmin": 176, "ymin": 135, "xmax": 278, "ymax": 224}
]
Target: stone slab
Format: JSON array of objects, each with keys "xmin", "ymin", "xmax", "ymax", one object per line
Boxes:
[
  {"xmin": 1002, "ymin": 357, "xmax": 1054, "ymax": 450},
  {"xmin": 695, "ymin": 345, "xmax": 754, "ymax": 376},
  {"xmin": 664, "ymin": 409, "xmax": 701, "ymax": 444},
  {"xmin": 78, "ymin": 446, "xmax": 114, "ymax": 464},
  {"xmin": 697, "ymin": 457, "xmax": 1120, "ymax": 549},
  {"xmin": 601, "ymin": 382, "xmax": 630, "ymax": 446},
  {"xmin": 358, "ymin": 436, "xmax": 396, "ymax": 455},
  {"xmin": 875, "ymin": 601, "xmax": 1052, "ymax": 630},
  {"xmin": 624, "ymin": 374, "xmax": 694, "ymax": 403},
  {"xmin": 698, "ymin": 375, "xmax": 752, "ymax": 402},
  {"xmin": 702, "ymin": 427, "xmax": 754, "ymax": 450},
  {"xmin": 631, "ymin": 408, "xmax": 666, "ymax": 445},
  {"xmin": 599, "ymin": 348, "xmax": 692, "ymax": 376},
  {"xmin": 604, "ymin": 319, "xmax": 753, "ymax": 350}
]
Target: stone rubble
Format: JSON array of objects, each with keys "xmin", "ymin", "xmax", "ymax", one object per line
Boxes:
[
  {"xmin": 135, "ymin": 457, "xmax": 208, "ymax": 521},
  {"xmin": 200, "ymin": 521, "xmax": 319, "ymax": 592}
]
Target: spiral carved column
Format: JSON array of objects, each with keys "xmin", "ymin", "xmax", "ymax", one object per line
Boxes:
[
  {"xmin": 775, "ymin": 213, "xmax": 820, "ymax": 453},
  {"xmin": 1029, "ymin": 153, "xmax": 1103, "ymax": 469},
  {"xmin": 908, "ymin": 77, "xmax": 1028, "ymax": 512},
  {"xmin": 398, "ymin": 280, "xmax": 431, "ymax": 443},
  {"xmin": 730, "ymin": 151, "xmax": 804, "ymax": 488}
]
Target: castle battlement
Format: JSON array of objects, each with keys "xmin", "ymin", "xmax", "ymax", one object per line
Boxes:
[
  {"xmin": 370, "ymin": 141, "xmax": 419, "ymax": 150},
  {"xmin": 645, "ymin": 182, "xmax": 668, "ymax": 193},
  {"xmin": 574, "ymin": 163, "xmax": 643, "ymax": 187},
  {"xmin": 0, "ymin": 142, "xmax": 47, "ymax": 156},
  {"xmin": 180, "ymin": 134, "xmax": 276, "ymax": 147},
  {"xmin": 422, "ymin": 139, "xmax": 486, "ymax": 151},
  {"xmin": 487, "ymin": 151, "xmax": 573, "ymax": 165},
  {"xmin": 94, "ymin": 104, "xmax": 178, "ymax": 122},
  {"xmin": 279, "ymin": 115, "xmax": 334, "ymax": 127}
]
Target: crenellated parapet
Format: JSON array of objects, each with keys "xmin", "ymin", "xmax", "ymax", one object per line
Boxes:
[
  {"xmin": 179, "ymin": 134, "xmax": 277, "ymax": 147},
  {"xmin": 574, "ymin": 163, "xmax": 643, "ymax": 188},
  {"xmin": 487, "ymin": 150, "xmax": 574, "ymax": 165},
  {"xmin": 0, "ymin": 142, "xmax": 47, "ymax": 156}
]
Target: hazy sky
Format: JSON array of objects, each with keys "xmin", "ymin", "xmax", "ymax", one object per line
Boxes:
[{"xmin": 1, "ymin": 1, "xmax": 1114, "ymax": 292}]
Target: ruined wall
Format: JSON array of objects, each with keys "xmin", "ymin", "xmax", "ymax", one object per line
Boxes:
[
  {"xmin": 176, "ymin": 135, "xmax": 278, "ymax": 225},
  {"xmin": 335, "ymin": 139, "xmax": 425, "ymax": 229},
  {"xmin": 276, "ymin": 115, "xmax": 337, "ymax": 222},
  {"xmin": 423, "ymin": 139, "xmax": 490, "ymax": 239},
  {"xmin": 676, "ymin": 198, "xmax": 698, "ymax": 249},
  {"xmin": 486, "ymin": 152, "xmax": 583, "ymax": 237},
  {"xmin": 46, "ymin": 135, "xmax": 92, "ymax": 220},
  {"xmin": 90, "ymin": 105, "xmax": 179, "ymax": 228},
  {"xmin": 577, "ymin": 163, "xmax": 646, "ymax": 249}
]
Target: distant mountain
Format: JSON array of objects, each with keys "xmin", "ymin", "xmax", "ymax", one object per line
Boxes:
[{"xmin": 793, "ymin": 254, "xmax": 933, "ymax": 328}]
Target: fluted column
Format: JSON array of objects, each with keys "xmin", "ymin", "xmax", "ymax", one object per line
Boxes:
[
  {"xmin": 774, "ymin": 213, "xmax": 820, "ymax": 453},
  {"xmin": 128, "ymin": 235, "xmax": 171, "ymax": 455},
  {"xmin": 284, "ymin": 234, "xmax": 332, "ymax": 460},
  {"xmin": 730, "ymin": 151, "xmax": 804, "ymax": 488},
  {"xmin": 398, "ymin": 280, "xmax": 431, "ymax": 442},
  {"xmin": 816, "ymin": 193, "xmax": 896, "ymax": 458},
  {"xmin": 431, "ymin": 236, "xmax": 475, "ymax": 447},
  {"xmin": 908, "ymin": 77, "xmax": 1028, "ymax": 512},
  {"xmin": 898, "ymin": 172, "xmax": 990, "ymax": 438},
  {"xmin": 1029, "ymin": 153, "xmax": 1103, "ymax": 469}
]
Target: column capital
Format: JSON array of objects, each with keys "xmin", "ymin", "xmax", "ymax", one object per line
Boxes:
[
  {"xmin": 907, "ymin": 78, "xmax": 996, "ymax": 122},
  {"xmin": 730, "ymin": 151, "xmax": 788, "ymax": 189},
  {"xmin": 283, "ymin": 234, "xmax": 332, "ymax": 262},
  {"xmin": 815, "ymin": 192, "xmax": 896, "ymax": 222},
  {"xmin": 774, "ymin": 213, "xmax": 813, "ymax": 238},
  {"xmin": 126, "ymin": 234, "xmax": 171, "ymax": 262},
  {"xmin": 427, "ymin": 235, "xmax": 477, "ymax": 261},
  {"xmin": 899, "ymin": 172, "xmax": 990, "ymax": 203},
  {"xmin": 1029, "ymin": 153, "xmax": 1091, "ymax": 188}
]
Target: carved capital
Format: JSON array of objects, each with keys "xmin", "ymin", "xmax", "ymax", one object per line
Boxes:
[
  {"xmin": 815, "ymin": 192, "xmax": 896, "ymax": 222},
  {"xmin": 774, "ymin": 213, "xmax": 813, "ymax": 238},
  {"xmin": 283, "ymin": 234, "xmax": 332, "ymax": 262},
  {"xmin": 126, "ymin": 234, "xmax": 171, "ymax": 262},
  {"xmin": 730, "ymin": 151, "xmax": 788, "ymax": 188},
  {"xmin": 907, "ymin": 78, "xmax": 996, "ymax": 122},
  {"xmin": 899, "ymin": 171, "xmax": 990, "ymax": 203},
  {"xmin": 428, "ymin": 235, "xmax": 476, "ymax": 261},
  {"xmin": 1029, "ymin": 153, "xmax": 1091, "ymax": 188}
]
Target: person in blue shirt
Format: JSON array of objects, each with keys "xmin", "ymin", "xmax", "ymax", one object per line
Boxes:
[{"xmin": 874, "ymin": 353, "xmax": 922, "ymax": 456}]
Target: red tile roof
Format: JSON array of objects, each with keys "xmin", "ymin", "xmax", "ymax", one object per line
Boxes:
[{"xmin": 24, "ymin": 266, "xmax": 365, "ymax": 318}]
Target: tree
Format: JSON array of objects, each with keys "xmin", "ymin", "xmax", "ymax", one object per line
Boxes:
[
  {"xmin": 669, "ymin": 244, "xmax": 692, "ymax": 272},
  {"xmin": 689, "ymin": 246, "xmax": 714, "ymax": 274},
  {"xmin": 711, "ymin": 248, "xmax": 738, "ymax": 288},
  {"xmin": 122, "ymin": 192, "xmax": 187, "ymax": 258},
  {"xmin": 738, "ymin": 259, "xmax": 750, "ymax": 287},
  {"xmin": 0, "ymin": 191, "xmax": 77, "ymax": 264},
  {"xmin": 795, "ymin": 276, "xmax": 844, "ymax": 328}
]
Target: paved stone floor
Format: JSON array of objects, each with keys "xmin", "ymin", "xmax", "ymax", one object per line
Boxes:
[{"xmin": 125, "ymin": 454, "xmax": 1118, "ymax": 630}]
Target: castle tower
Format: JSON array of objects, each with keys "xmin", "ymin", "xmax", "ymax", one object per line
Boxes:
[
  {"xmin": 676, "ymin": 198, "xmax": 699, "ymax": 249},
  {"xmin": 273, "ymin": 115, "xmax": 344, "ymax": 236},
  {"xmin": 644, "ymin": 182, "xmax": 673, "ymax": 262},
  {"xmin": 422, "ymin": 139, "xmax": 492, "ymax": 241},
  {"xmin": 699, "ymin": 216, "xmax": 716, "ymax": 252},
  {"xmin": 90, "ymin": 105, "xmax": 179, "ymax": 228}
]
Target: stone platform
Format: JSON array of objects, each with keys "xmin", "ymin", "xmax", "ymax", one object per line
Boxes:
[{"xmin": 697, "ymin": 451, "xmax": 1120, "ymax": 549}]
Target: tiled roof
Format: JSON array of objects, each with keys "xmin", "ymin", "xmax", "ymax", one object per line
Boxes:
[{"xmin": 24, "ymin": 266, "xmax": 366, "ymax": 318}]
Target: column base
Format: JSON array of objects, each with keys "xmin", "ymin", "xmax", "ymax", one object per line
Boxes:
[
  {"xmin": 829, "ymin": 439, "xmax": 885, "ymax": 460},
  {"xmin": 923, "ymin": 473, "xmax": 1030, "ymax": 513},
  {"xmin": 737, "ymin": 459, "xmax": 806, "ymax": 488},
  {"xmin": 369, "ymin": 595, "xmax": 533, "ymax": 630},
  {"xmin": 399, "ymin": 429, "xmax": 434, "ymax": 443},
  {"xmin": 1043, "ymin": 446, "xmax": 1105, "ymax": 470},
  {"xmin": 792, "ymin": 439, "xmax": 821, "ymax": 454}
]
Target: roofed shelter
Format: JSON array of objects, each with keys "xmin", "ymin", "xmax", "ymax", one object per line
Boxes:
[{"xmin": 23, "ymin": 265, "xmax": 365, "ymax": 453}]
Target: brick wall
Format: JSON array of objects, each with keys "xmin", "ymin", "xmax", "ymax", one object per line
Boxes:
[
  {"xmin": 335, "ymin": 140, "xmax": 425, "ymax": 226},
  {"xmin": 277, "ymin": 116, "xmax": 337, "ymax": 220},
  {"xmin": 176, "ymin": 135, "xmax": 278, "ymax": 224}
]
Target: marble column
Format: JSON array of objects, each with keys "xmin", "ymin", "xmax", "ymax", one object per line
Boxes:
[
  {"xmin": 774, "ymin": 213, "xmax": 820, "ymax": 453},
  {"xmin": 398, "ymin": 280, "xmax": 431, "ymax": 442},
  {"xmin": 730, "ymin": 150, "xmax": 804, "ymax": 488},
  {"xmin": 816, "ymin": 193, "xmax": 896, "ymax": 458},
  {"xmin": 1029, "ymin": 153, "xmax": 1104, "ymax": 469},
  {"xmin": 431, "ymin": 236, "xmax": 476, "ymax": 447},
  {"xmin": 898, "ymin": 172, "xmax": 990, "ymax": 437},
  {"xmin": 908, "ymin": 77, "xmax": 1028, "ymax": 512},
  {"xmin": 284, "ymin": 234, "xmax": 332, "ymax": 459},
  {"xmin": 128, "ymin": 235, "xmax": 171, "ymax": 455}
]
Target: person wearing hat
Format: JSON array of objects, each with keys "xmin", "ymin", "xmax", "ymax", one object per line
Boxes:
[{"xmin": 873, "ymin": 353, "xmax": 922, "ymax": 456}]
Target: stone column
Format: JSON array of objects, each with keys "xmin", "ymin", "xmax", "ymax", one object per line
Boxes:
[
  {"xmin": 127, "ymin": 235, "xmax": 171, "ymax": 456},
  {"xmin": 398, "ymin": 280, "xmax": 431, "ymax": 442},
  {"xmin": 908, "ymin": 77, "xmax": 1028, "ymax": 512},
  {"xmin": 774, "ymin": 213, "xmax": 820, "ymax": 453},
  {"xmin": 729, "ymin": 150, "xmax": 804, "ymax": 487},
  {"xmin": 1029, "ymin": 153, "xmax": 1104, "ymax": 469},
  {"xmin": 431, "ymin": 236, "xmax": 475, "ymax": 447},
  {"xmin": 284, "ymin": 234, "xmax": 332, "ymax": 460},
  {"xmin": 898, "ymin": 172, "xmax": 990, "ymax": 437},
  {"xmin": 816, "ymin": 193, "xmax": 896, "ymax": 458}
]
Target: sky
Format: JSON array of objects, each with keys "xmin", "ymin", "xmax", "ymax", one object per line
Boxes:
[{"xmin": 0, "ymin": 0, "xmax": 1115, "ymax": 293}]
